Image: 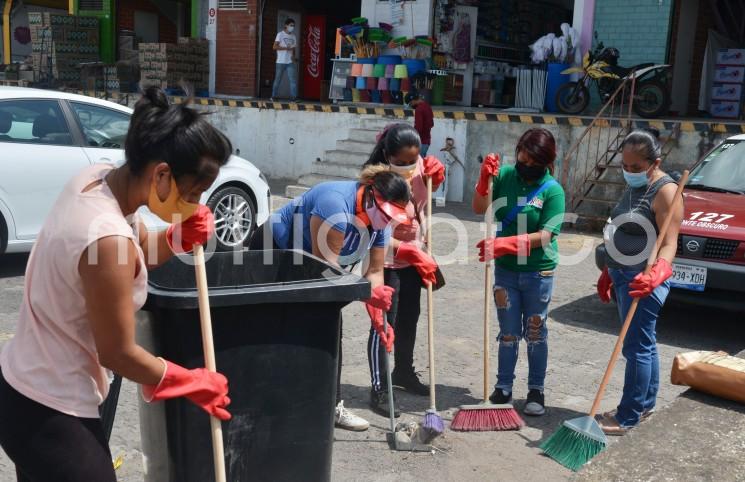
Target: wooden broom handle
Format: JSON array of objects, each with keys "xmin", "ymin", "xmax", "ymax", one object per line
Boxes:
[
  {"xmin": 194, "ymin": 245, "xmax": 227, "ymax": 482},
  {"xmin": 426, "ymin": 176, "xmax": 436, "ymax": 409},
  {"xmin": 588, "ymin": 171, "xmax": 689, "ymax": 418},
  {"xmin": 483, "ymin": 178, "xmax": 494, "ymax": 403}
]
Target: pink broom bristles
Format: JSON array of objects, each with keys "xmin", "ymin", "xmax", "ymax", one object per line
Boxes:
[{"xmin": 451, "ymin": 406, "xmax": 525, "ymax": 432}]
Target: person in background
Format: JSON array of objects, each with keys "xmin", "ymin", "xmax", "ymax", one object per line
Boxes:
[
  {"xmin": 249, "ymin": 167, "xmax": 411, "ymax": 431},
  {"xmin": 406, "ymin": 93, "xmax": 434, "ymax": 156},
  {"xmin": 272, "ymin": 18, "xmax": 298, "ymax": 101},
  {"xmin": 362, "ymin": 123, "xmax": 444, "ymax": 416},
  {"xmin": 596, "ymin": 129, "xmax": 682, "ymax": 435},
  {"xmin": 0, "ymin": 88, "xmax": 232, "ymax": 482},
  {"xmin": 472, "ymin": 128, "xmax": 565, "ymax": 417}
]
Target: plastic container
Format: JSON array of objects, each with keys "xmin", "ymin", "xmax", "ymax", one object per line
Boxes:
[
  {"xmin": 382, "ymin": 91, "xmax": 393, "ymax": 104},
  {"xmin": 346, "ymin": 76, "xmax": 356, "ymax": 89},
  {"xmin": 361, "ymin": 64, "xmax": 374, "ymax": 77},
  {"xmin": 394, "ymin": 64, "xmax": 408, "ymax": 79},
  {"xmin": 545, "ymin": 62, "xmax": 571, "ymax": 113},
  {"xmin": 139, "ymin": 250, "xmax": 370, "ymax": 482},
  {"xmin": 401, "ymin": 78, "xmax": 412, "ymax": 92},
  {"xmin": 372, "ymin": 64, "xmax": 386, "ymax": 78},
  {"xmin": 357, "ymin": 57, "xmax": 377, "ymax": 65},
  {"xmin": 371, "ymin": 90, "xmax": 382, "ymax": 103},
  {"xmin": 432, "ymin": 76, "xmax": 445, "ymax": 106},
  {"xmin": 385, "ymin": 65, "xmax": 396, "ymax": 79},
  {"xmin": 352, "ymin": 88, "xmax": 361, "ymax": 102},
  {"xmin": 403, "ymin": 59, "xmax": 426, "ymax": 77},
  {"xmin": 378, "ymin": 78, "xmax": 389, "ymax": 91},
  {"xmin": 351, "ymin": 64, "xmax": 363, "ymax": 77},
  {"xmin": 355, "ymin": 77, "xmax": 367, "ymax": 89},
  {"xmin": 366, "ymin": 77, "xmax": 378, "ymax": 90},
  {"xmin": 389, "ymin": 78, "xmax": 401, "ymax": 91},
  {"xmin": 378, "ymin": 55, "xmax": 402, "ymax": 65}
]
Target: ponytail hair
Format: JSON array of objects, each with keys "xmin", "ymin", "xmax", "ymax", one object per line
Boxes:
[
  {"xmin": 359, "ymin": 165, "xmax": 411, "ymax": 205},
  {"xmin": 125, "ymin": 86, "xmax": 233, "ymax": 179},
  {"xmin": 365, "ymin": 123, "xmax": 421, "ymax": 167},
  {"xmin": 516, "ymin": 128, "xmax": 557, "ymax": 175}
]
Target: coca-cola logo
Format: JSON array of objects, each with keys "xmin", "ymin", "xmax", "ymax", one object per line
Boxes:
[{"xmin": 307, "ymin": 26, "xmax": 321, "ymax": 79}]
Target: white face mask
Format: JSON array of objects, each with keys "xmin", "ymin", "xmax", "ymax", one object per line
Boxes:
[
  {"xmin": 287, "ymin": 25, "xmax": 295, "ymax": 33},
  {"xmin": 389, "ymin": 162, "xmax": 417, "ymax": 176}
]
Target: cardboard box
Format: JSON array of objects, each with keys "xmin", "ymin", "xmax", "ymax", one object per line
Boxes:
[
  {"xmin": 710, "ymin": 100, "xmax": 742, "ymax": 119},
  {"xmin": 714, "ymin": 65, "xmax": 745, "ymax": 84},
  {"xmin": 716, "ymin": 49, "xmax": 745, "ymax": 66},
  {"xmin": 712, "ymin": 83, "xmax": 744, "ymax": 101}
]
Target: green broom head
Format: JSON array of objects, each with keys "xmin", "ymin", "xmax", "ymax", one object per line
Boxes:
[
  {"xmin": 368, "ymin": 28, "xmax": 386, "ymax": 42},
  {"xmin": 393, "ymin": 36, "xmax": 408, "ymax": 44},
  {"xmin": 540, "ymin": 417, "xmax": 607, "ymax": 472},
  {"xmin": 416, "ymin": 38, "xmax": 434, "ymax": 47},
  {"xmin": 351, "ymin": 17, "xmax": 368, "ymax": 26}
]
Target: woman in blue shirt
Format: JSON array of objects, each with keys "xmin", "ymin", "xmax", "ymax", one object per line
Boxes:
[{"xmin": 250, "ymin": 165, "xmax": 411, "ymax": 431}]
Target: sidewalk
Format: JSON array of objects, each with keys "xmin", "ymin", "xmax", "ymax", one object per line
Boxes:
[{"xmin": 575, "ymin": 350, "xmax": 745, "ymax": 481}]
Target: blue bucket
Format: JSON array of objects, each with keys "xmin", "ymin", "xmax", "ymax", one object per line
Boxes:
[
  {"xmin": 378, "ymin": 55, "xmax": 402, "ymax": 65},
  {"xmin": 402, "ymin": 59, "xmax": 426, "ymax": 77},
  {"xmin": 545, "ymin": 62, "xmax": 572, "ymax": 113},
  {"xmin": 357, "ymin": 57, "xmax": 377, "ymax": 65}
]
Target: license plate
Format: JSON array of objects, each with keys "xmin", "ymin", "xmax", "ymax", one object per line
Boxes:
[{"xmin": 670, "ymin": 264, "xmax": 707, "ymax": 292}]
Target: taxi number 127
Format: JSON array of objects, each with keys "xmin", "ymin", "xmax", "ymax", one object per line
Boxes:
[{"xmin": 688, "ymin": 212, "xmax": 734, "ymax": 223}]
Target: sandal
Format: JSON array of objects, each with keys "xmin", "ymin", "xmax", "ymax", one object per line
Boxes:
[
  {"xmin": 596, "ymin": 414, "xmax": 630, "ymax": 436},
  {"xmin": 601, "ymin": 409, "xmax": 655, "ymax": 422}
]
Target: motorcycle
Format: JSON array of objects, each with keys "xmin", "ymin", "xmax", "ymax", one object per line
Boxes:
[{"xmin": 555, "ymin": 39, "xmax": 672, "ymax": 118}]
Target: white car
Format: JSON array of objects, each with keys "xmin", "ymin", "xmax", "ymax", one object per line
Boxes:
[{"xmin": 0, "ymin": 87, "xmax": 270, "ymax": 254}]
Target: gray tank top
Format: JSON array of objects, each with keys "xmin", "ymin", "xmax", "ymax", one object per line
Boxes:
[{"xmin": 605, "ymin": 175, "xmax": 676, "ymax": 271}]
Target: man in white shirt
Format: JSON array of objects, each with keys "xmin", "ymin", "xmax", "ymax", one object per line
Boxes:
[{"xmin": 271, "ymin": 18, "xmax": 298, "ymax": 101}]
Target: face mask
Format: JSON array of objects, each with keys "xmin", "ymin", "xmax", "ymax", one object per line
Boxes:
[
  {"xmin": 516, "ymin": 161, "xmax": 546, "ymax": 181},
  {"xmin": 365, "ymin": 205, "xmax": 391, "ymax": 231},
  {"xmin": 287, "ymin": 25, "xmax": 295, "ymax": 33},
  {"xmin": 622, "ymin": 167, "xmax": 651, "ymax": 188},
  {"xmin": 389, "ymin": 162, "xmax": 417, "ymax": 178},
  {"xmin": 148, "ymin": 176, "xmax": 199, "ymax": 224}
]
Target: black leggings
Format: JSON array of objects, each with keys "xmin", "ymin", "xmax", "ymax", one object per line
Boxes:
[
  {"xmin": 0, "ymin": 369, "xmax": 116, "ymax": 482},
  {"xmin": 368, "ymin": 266, "xmax": 422, "ymax": 390}
]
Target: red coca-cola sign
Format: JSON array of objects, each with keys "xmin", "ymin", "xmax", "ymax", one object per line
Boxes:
[{"xmin": 302, "ymin": 16, "xmax": 326, "ymax": 100}]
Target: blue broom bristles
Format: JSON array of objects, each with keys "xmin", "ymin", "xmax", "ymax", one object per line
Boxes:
[{"xmin": 422, "ymin": 409, "xmax": 445, "ymax": 438}]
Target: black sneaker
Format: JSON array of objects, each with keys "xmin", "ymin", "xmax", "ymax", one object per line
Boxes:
[
  {"xmin": 489, "ymin": 388, "xmax": 512, "ymax": 404},
  {"xmin": 370, "ymin": 388, "xmax": 400, "ymax": 418},
  {"xmin": 391, "ymin": 369, "xmax": 429, "ymax": 396},
  {"xmin": 524, "ymin": 389, "xmax": 546, "ymax": 416}
]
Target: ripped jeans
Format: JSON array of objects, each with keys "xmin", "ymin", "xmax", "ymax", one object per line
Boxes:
[{"xmin": 493, "ymin": 266, "xmax": 555, "ymax": 393}]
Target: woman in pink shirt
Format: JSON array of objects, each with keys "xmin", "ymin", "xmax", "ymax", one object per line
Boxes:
[
  {"xmin": 363, "ymin": 123, "xmax": 445, "ymax": 417},
  {"xmin": 0, "ymin": 88, "xmax": 232, "ymax": 482}
]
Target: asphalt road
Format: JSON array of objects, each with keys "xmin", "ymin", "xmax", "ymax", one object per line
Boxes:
[{"xmin": 1, "ymin": 202, "xmax": 744, "ymax": 481}]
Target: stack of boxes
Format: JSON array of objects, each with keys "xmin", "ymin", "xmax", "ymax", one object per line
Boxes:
[
  {"xmin": 139, "ymin": 38, "xmax": 209, "ymax": 92},
  {"xmin": 28, "ymin": 12, "xmax": 100, "ymax": 85},
  {"xmin": 712, "ymin": 49, "xmax": 745, "ymax": 119}
]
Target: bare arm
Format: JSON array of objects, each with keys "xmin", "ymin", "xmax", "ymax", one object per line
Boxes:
[
  {"xmin": 364, "ymin": 247, "xmax": 386, "ymax": 289},
  {"xmin": 79, "ymin": 236, "xmax": 164, "ymax": 385},
  {"xmin": 473, "ymin": 190, "xmax": 489, "ymax": 215},
  {"xmin": 273, "ymin": 41, "xmax": 287, "ymax": 51},
  {"xmin": 653, "ymin": 182, "xmax": 684, "ymax": 264},
  {"xmin": 310, "ymin": 215, "xmax": 344, "ymax": 266},
  {"xmin": 137, "ymin": 222, "xmax": 175, "ymax": 270}
]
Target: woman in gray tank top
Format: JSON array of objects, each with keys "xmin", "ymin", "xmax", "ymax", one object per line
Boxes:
[{"xmin": 595, "ymin": 129, "xmax": 684, "ymax": 435}]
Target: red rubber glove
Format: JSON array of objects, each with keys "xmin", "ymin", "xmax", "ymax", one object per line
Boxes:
[
  {"xmin": 422, "ymin": 155, "xmax": 445, "ymax": 190},
  {"xmin": 166, "ymin": 205, "xmax": 215, "ymax": 254},
  {"xmin": 597, "ymin": 267, "xmax": 613, "ymax": 303},
  {"xmin": 364, "ymin": 285, "xmax": 395, "ymax": 311},
  {"xmin": 142, "ymin": 359, "xmax": 231, "ymax": 421},
  {"xmin": 475, "ymin": 153, "xmax": 500, "ymax": 196},
  {"xmin": 477, "ymin": 234, "xmax": 531, "ymax": 262},
  {"xmin": 395, "ymin": 242, "xmax": 437, "ymax": 286},
  {"xmin": 366, "ymin": 304, "xmax": 395, "ymax": 353},
  {"xmin": 629, "ymin": 258, "xmax": 673, "ymax": 298}
]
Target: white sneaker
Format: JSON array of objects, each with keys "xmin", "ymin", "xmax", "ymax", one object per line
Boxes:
[{"xmin": 335, "ymin": 401, "xmax": 369, "ymax": 431}]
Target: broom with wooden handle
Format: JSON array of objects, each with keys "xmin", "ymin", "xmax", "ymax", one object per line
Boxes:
[
  {"xmin": 421, "ymin": 176, "xmax": 444, "ymax": 438},
  {"xmin": 541, "ymin": 170, "xmax": 689, "ymax": 471},
  {"xmin": 193, "ymin": 245, "xmax": 227, "ymax": 482},
  {"xmin": 452, "ymin": 174, "xmax": 524, "ymax": 431}
]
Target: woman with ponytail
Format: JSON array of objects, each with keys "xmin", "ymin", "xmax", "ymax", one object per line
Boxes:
[
  {"xmin": 250, "ymin": 164, "xmax": 412, "ymax": 431},
  {"xmin": 0, "ymin": 87, "xmax": 233, "ymax": 481},
  {"xmin": 363, "ymin": 123, "xmax": 445, "ymax": 416}
]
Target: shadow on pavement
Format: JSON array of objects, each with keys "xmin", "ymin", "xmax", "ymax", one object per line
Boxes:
[
  {"xmin": 550, "ymin": 294, "xmax": 745, "ymax": 354},
  {"xmin": 0, "ymin": 254, "xmax": 28, "ymax": 279},
  {"xmin": 521, "ymin": 406, "xmax": 589, "ymax": 449},
  {"xmin": 340, "ymin": 383, "xmax": 481, "ymax": 417}
]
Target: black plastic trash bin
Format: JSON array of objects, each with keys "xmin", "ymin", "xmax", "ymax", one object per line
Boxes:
[{"xmin": 143, "ymin": 250, "xmax": 370, "ymax": 482}]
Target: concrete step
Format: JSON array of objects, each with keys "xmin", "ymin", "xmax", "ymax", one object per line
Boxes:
[
  {"xmin": 285, "ymin": 184, "xmax": 310, "ymax": 199},
  {"xmin": 311, "ymin": 159, "xmax": 364, "ymax": 179},
  {"xmin": 323, "ymin": 149, "xmax": 369, "ymax": 167},
  {"xmin": 289, "ymin": 173, "xmax": 356, "ymax": 197},
  {"xmin": 361, "ymin": 118, "xmax": 395, "ymax": 131},
  {"xmin": 348, "ymin": 128, "xmax": 380, "ymax": 143},
  {"xmin": 336, "ymin": 139, "xmax": 377, "ymax": 153}
]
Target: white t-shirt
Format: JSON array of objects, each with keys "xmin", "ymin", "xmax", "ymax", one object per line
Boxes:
[{"xmin": 275, "ymin": 30, "xmax": 296, "ymax": 64}]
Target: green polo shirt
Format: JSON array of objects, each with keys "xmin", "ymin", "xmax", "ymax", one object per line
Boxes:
[{"xmin": 491, "ymin": 165, "xmax": 566, "ymax": 272}]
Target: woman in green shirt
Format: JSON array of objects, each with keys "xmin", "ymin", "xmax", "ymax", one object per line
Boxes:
[{"xmin": 473, "ymin": 128, "xmax": 565, "ymax": 416}]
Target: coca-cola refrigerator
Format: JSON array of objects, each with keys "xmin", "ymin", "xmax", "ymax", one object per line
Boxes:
[{"xmin": 301, "ymin": 15, "xmax": 326, "ymax": 101}]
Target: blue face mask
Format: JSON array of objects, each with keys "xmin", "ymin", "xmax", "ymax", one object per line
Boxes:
[{"xmin": 623, "ymin": 167, "xmax": 650, "ymax": 188}]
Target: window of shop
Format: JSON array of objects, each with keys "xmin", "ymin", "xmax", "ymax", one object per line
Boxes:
[{"xmin": 219, "ymin": 1, "xmax": 249, "ymax": 10}]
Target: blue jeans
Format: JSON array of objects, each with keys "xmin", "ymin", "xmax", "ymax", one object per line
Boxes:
[
  {"xmin": 272, "ymin": 62, "xmax": 297, "ymax": 99},
  {"xmin": 420, "ymin": 144, "xmax": 430, "ymax": 156},
  {"xmin": 493, "ymin": 266, "xmax": 554, "ymax": 393},
  {"xmin": 609, "ymin": 268, "xmax": 670, "ymax": 427}
]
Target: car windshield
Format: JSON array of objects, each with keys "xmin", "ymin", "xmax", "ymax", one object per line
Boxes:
[{"xmin": 687, "ymin": 140, "xmax": 745, "ymax": 194}]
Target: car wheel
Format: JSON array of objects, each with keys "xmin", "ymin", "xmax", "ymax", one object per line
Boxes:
[
  {"xmin": 207, "ymin": 186, "xmax": 257, "ymax": 251},
  {"xmin": 0, "ymin": 214, "xmax": 6, "ymax": 256}
]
